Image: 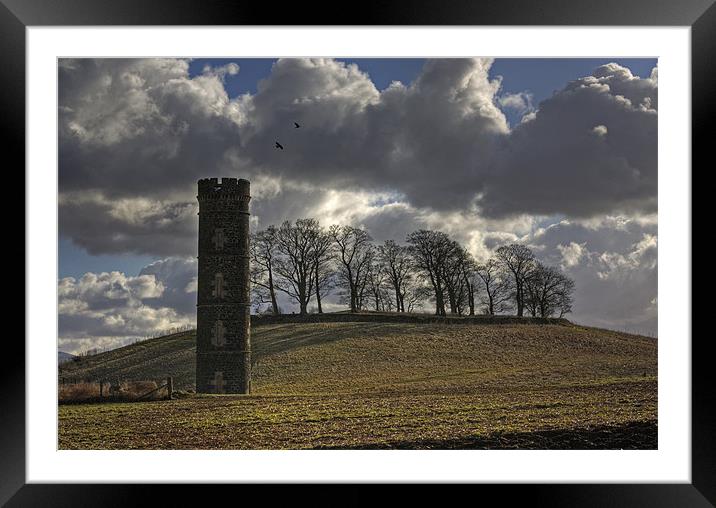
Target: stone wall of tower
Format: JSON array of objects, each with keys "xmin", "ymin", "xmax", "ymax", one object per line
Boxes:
[{"xmin": 195, "ymin": 177, "xmax": 251, "ymax": 394}]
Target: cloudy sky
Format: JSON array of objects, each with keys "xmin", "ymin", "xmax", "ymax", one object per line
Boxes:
[{"xmin": 58, "ymin": 57, "xmax": 658, "ymax": 354}]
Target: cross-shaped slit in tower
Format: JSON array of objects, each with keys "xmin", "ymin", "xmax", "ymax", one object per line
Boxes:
[
  {"xmin": 208, "ymin": 371, "xmax": 225, "ymax": 394},
  {"xmin": 212, "ymin": 228, "xmax": 225, "ymax": 250},
  {"xmin": 212, "ymin": 273, "xmax": 226, "ymax": 299},
  {"xmin": 211, "ymin": 320, "xmax": 226, "ymax": 346}
]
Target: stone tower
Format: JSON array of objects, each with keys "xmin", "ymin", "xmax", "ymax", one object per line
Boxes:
[{"xmin": 196, "ymin": 177, "xmax": 251, "ymax": 394}]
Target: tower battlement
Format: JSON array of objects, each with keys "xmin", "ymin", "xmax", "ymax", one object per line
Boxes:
[{"xmin": 197, "ymin": 177, "xmax": 251, "ymax": 200}]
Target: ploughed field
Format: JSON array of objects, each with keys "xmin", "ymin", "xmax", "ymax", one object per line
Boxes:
[{"xmin": 58, "ymin": 320, "xmax": 657, "ymax": 449}]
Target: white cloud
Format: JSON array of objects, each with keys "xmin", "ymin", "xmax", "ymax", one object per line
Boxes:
[
  {"xmin": 592, "ymin": 124, "xmax": 608, "ymax": 137},
  {"xmin": 202, "ymin": 62, "xmax": 240, "ymax": 79},
  {"xmin": 498, "ymin": 91, "xmax": 534, "ymax": 116},
  {"xmin": 138, "ymin": 257, "xmax": 198, "ymax": 315},
  {"xmin": 595, "ymin": 233, "xmax": 658, "ymax": 280},
  {"xmin": 58, "ymin": 269, "xmax": 194, "ymax": 353},
  {"xmin": 184, "ymin": 277, "xmax": 198, "ymax": 293},
  {"xmin": 528, "ymin": 219, "xmax": 657, "ymax": 334},
  {"xmin": 557, "ymin": 241, "xmax": 586, "ymax": 268},
  {"xmin": 59, "ymin": 271, "xmax": 164, "ymax": 303}
]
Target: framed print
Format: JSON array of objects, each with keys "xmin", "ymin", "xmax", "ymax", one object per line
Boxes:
[{"xmin": 4, "ymin": 0, "xmax": 710, "ymax": 505}]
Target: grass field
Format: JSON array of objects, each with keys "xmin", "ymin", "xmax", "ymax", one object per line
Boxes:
[{"xmin": 58, "ymin": 319, "xmax": 657, "ymax": 449}]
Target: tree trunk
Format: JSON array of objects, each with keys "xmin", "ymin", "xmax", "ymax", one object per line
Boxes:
[
  {"xmin": 315, "ymin": 263, "xmax": 323, "ymax": 314},
  {"xmin": 448, "ymin": 289, "xmax": 457, "ymax": 314},
  {"xmin": 430, "ymin": 273, "xmax": 446, "ymax": 316},
  {"xmin": 299, "ymin": 286, "xmax": 307, "ymax": 315},
  {"xmin": 435, "ymin": 291, "xmax": 446, "ymax": 316},
  {"xmin": 268, "ymin": 271, "xmax": 279, "ymax": 315},
  {"xmin": 516, "ymin": 284, "xmax": 524, "ymax": 317},
  {"xmin": 393, "ymin": 281, "xmax": 401, "ymax": 313},
  {"xmin": 348, "ymin": 269, "xmax": 357, "ymax": 313}
]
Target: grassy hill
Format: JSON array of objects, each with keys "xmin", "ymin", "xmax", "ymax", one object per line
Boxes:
[{"xmin": 58, "ymin": 316, "xmax": 657, "ymax": 449}]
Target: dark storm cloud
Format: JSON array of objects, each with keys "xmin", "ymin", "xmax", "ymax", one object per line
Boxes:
[
  {"xmin": 59, "ymin": 192, "xmax": 197, "ymax": 256},
  {"xmin": 59, "ymin": 58, "xmax": 657, "ymax": 257},
  {"xmin": 59, "ymin": 58, "xmax": 246, "ymax": 198},
  {"xmin": 480, "ymin": 64, "xmax": 657, "ymax": 217},
  {"xmin": 228, "ymin": 58, "xmax": 512, "ymax": 213}
]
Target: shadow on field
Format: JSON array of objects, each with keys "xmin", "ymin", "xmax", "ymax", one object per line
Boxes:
[
  {"xmin": 316, "ymin": 421, "xmax": 657, "ymax": 450},
  {"xmin": 253, "ymin": 323, "xmax": 391, "ymax": 359}
]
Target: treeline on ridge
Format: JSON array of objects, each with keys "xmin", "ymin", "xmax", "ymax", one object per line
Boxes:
[{"xmin": 250, "ymin": 219, "xmax": 575, "ymax": 319}]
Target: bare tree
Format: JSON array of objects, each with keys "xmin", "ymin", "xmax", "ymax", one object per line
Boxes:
[
  {"xmin": 274, "ymin": 219, "xmax": 320, "ymax": 315},
  {"xmin": 441, "ymin": 241, "xmax": 471, "ymax": 315},
  {"xmin": 406, "ymin": 230, "xmax": 455, "ymax": 316},
  {"xmin": 330, "ymin": 225, "xmax": 374, "ymax": 312},
  {"xmin": 354, "ymin": 246, "xmax": 374, "ymax": 311},
  {"xmin": 378, "ymin": 240, "xmax": 412, "ymax": 312},
  {"xmin": 523, "ymin": 263, "xmax": 542, "ymax": 317},
  {"xmin": 250, "ymin": 226, "xmax": 280, "ymax": 314},
  {"xmin": 475, "ymin": 259, "xmax": 511, "ymax": 315},
  {"xmin": 524, "ymin": 262, "xmax": 576, "ymax": 318},
  {"xmin": 404, "ymin": 282, "xmax": 432, "ymax": 313},
  {"xmin": 251, "ymin": 220, "xmax": 574, "ymax": 320},
  {"xmin": 366, "ymin": 259, "xmax": 390, "ymax": 311},
  {"xmin": 495, "ymin": 244, "xmax": 535, "ymax": 317},
  {"xmin": 312, "ymin": 226, "xmax": 334, "ymax": 314},
  {"xmin": 461, "ymin": 255, "xmax": 479, "ymax": 316},
  {"xmin": 555, "ymin": 276, "xmax": 575, "ymax": 317}
]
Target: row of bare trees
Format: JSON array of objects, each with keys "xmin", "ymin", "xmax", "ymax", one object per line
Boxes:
[{"xmin": 250, "ymin": 219, "xmax": 574, "ymax": 318}]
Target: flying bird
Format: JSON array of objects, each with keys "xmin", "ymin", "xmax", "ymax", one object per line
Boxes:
[
  {"xmin": 275, "ymin": 141, "xmax": 284, "ymax": 150},
  {"xmin": 294, "ymin": 122, "xmax": 301, "ymax": 128}
]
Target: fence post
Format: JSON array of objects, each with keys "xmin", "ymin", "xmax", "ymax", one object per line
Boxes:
[
  {"xmin": 99, "ymin": 380, "xmax": 104, "ymax": 398},
  {"xmin": 167, "ymin": 376, "xmax": 173, "ymax": 400}
]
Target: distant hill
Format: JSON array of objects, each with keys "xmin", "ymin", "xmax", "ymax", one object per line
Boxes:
[{"xmin": 58, "ymin": 351, "xmax": 77, "ymax": 364}]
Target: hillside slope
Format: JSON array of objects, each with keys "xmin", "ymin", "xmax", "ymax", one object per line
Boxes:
[
  {"xmin": 59, "ymin": 319, "xmax": 655, "ymax": 394},
  {"xmin": 59, "ymin": 318, "xmax": 657, "ymax": 449}
]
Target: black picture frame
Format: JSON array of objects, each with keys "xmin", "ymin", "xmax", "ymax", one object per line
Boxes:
[{"xmin": 3, "ymin": 0, "xmax": 709, "ymax": 505}]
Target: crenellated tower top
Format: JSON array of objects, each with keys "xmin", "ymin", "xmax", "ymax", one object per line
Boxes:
[{"xmin": 197, "ymin": 177, "xmax": 251, "ymax": 202}]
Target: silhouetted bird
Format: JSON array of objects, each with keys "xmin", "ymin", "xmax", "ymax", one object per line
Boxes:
[
  {"xmin": 275, "ymin": 141, "xmax": 284, "ymax": 150},
  {"xmin": 294, "ymin": 122, "xmax": 300, "ymax": 128}
]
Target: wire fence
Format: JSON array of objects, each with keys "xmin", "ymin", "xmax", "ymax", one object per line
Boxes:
[{"xmin": 71, "ymin": 324, "xmax": 196, "ymax": 359}]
